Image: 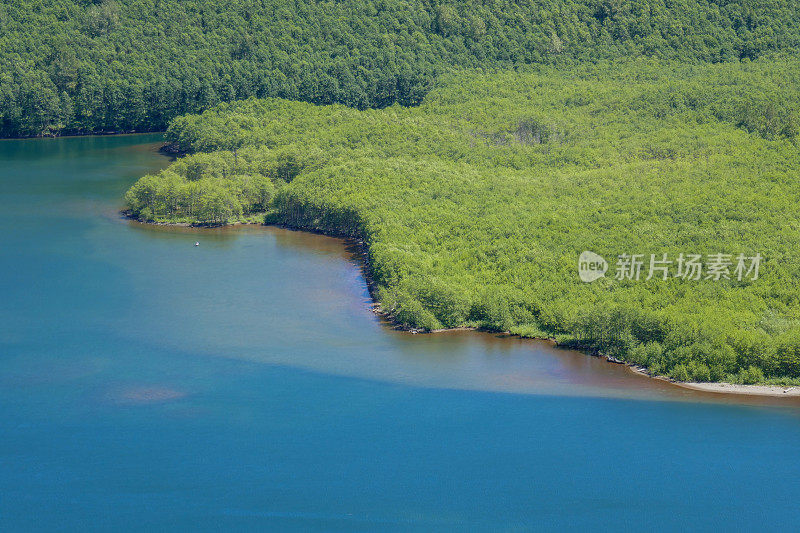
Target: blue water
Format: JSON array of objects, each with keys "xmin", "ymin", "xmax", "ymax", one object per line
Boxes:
[{"xmin": 1, "ymin": 135, "xmax": 799, "ymax": 531}]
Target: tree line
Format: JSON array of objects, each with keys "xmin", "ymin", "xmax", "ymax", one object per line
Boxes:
[{"xmin": 3, "ymin": 0, "xmax": 800, "ymax": 137}]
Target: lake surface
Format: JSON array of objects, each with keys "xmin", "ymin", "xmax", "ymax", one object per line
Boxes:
[{"xmin": 1, "ymin": 134, "xmax": 799, "ymax": 531}]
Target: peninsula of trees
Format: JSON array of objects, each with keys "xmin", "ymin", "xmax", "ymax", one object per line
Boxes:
[{"xmin": 125, "ymin": 58, "xmax": 800, "ymax": 385}]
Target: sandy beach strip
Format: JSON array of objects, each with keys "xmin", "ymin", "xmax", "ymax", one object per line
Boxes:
[
  {"xmin": 625, "ymin": 365, "xmax": 800, "ymax": 397},
  {"xmin": 675, "ymin": 382, "xmax": 800, "ymax": 397}
]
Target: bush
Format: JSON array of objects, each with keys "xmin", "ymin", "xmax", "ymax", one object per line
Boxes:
[
  {"xmin": 670, "ymin": 364, "xmax": 690, "ymax": 382},
  {"xmin": 737, "ymin": 366, "xmax": 765, "ymax": 385},
  {"xmin": 686, "ymin": 361, "xmax": 711, "ymax": 382},
  {"xmin": 774, "ymin": 329, "xmax": 800, "ymax": 378},
  {"xmin": 391, "ymin": 293, "xmax": 442, "ymax": 331}
]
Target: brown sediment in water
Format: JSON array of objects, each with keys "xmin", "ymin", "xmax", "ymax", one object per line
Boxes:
[{"xmin": 122, "ymin": 216, "xmax": 800, "ymax": 406}]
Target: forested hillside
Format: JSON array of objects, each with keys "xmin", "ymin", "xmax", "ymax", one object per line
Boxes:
[
  {"xmin": 125, "ymin": 58, "xmax": 800, "ymax": 385},
  {"xmin": 2, "ymin": 0, "xmax": 800, "ymax": 137}
]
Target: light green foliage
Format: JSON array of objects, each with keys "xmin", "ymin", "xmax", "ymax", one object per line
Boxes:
[{"xmin": 126, "ymin": 58, "xmax": 800, "ymax": 384}]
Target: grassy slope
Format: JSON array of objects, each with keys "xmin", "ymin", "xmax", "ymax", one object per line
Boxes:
[{"xmin": 125, "ymin": 58, "xmax": 800, "ymax": 384}]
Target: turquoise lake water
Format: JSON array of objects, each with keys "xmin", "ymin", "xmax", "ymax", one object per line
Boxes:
[{"xmin": 1, "ymin": 134, "xmax": 799, "ymax": 531}]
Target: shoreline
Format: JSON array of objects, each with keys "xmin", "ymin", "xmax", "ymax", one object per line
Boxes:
[
  {"xmin": 0, "ymin": 130, "xmax": 166, "ymax": 142},
  {"xmin": 626, "ymin": 365, "xmax": 800, "ymax": 397},
  {"xmin": 125, "ymin": 213, "xmax": 800, "ymax": 399},
  {"xmin": 675, "ymin": 381, "xmax": 800, "ymax": 397}
]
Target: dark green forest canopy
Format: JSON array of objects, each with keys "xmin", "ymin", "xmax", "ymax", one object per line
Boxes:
[
  {"xmin": 125, "ymin": 58, "xmax": 800, "ymax": 385},
  {"xmin": 2, "ymin": 0, "xmax": 800, "ymax": 136}
]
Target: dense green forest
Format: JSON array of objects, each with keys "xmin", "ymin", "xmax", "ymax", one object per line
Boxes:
[
  {"xmin": 3, "ymin": 0, "xmax": 800, "ymax": 137},
  {"xmin": 126, "ymin": 58, "xmax": 800, "ymax": 385}
]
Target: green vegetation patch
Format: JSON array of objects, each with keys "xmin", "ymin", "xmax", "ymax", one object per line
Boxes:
[{"xmin": 126, "ymin": 58, "xmax": 800, "ymax": 384}]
